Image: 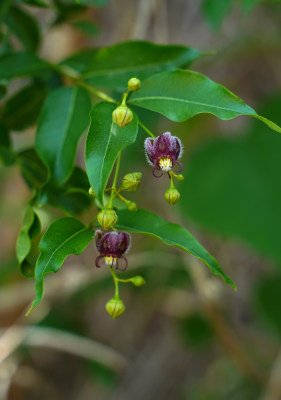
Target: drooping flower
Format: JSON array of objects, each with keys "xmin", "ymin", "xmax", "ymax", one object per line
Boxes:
[
  {"xmin": 144, "ymin": 132, "xmax": 183, "ymax": 177},
  {"xmin": 95, "ymin": 230, "xmax": 130, "ymax": 271}
]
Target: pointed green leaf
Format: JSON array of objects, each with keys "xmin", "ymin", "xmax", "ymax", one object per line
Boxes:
[
  {"xmin": 27, "ymin": 217, "xmax": 93, "ymax": 314},
  {"xmin": 1, "ymin": 82, "xmax": 48, "ymax": 131},
  {"xmin": 0, "ymin": 52, "xmax": 49, "ymax": 80},
  {"xmin": 116, "ymin": 209, "xmax": 236, "ymax": 289},
  {"xmin": 129, "ymin": 70, "xmax": 281, "ymax": 133},
  {"xmin": 85, "ymin": 102, "xmax": 138, "ymax": 204},
  {"xmin": 80, "ymin": 41, "xmax": 202, "ymax": 91},
  {"xmin": 35, "ymin": 86, "xmax": 91, "ymax": 185},
  {"xmin": 16, "ymin": 205, "xmax": 41, "ymax": 277},
  {"xmin": 6, "ymin": 5, "xmax": 41, "ymax": 51},
  {"xmin": 18, "ymin": 148, "xmax": 48, "ymax": 189}
]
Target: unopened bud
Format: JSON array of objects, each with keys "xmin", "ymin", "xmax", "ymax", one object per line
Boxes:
[
  {"xmin": 175, "ymin": 174, "xmax": 184, "ymax": 181},
  {"xmin": 106, "ymin": 295, "xmax": 125, "ymax": 319},
  {"xmin": 127, "ymin": 201, "xmax": 138, "ymax": 212},
  {"xmin": 112, "ymin": 105, "xmax": 133, "ymax": 128},
  {"xmin": 130, "ymin": 275, "xmax": 146, "ymax": 287},
  {"xmin": 164, "ymin": 186, "xmax": 180, "ymax": 205},
  {"xmin": 97, "ymin": 209, "xmax": 118, "ymax": 230},
  {"xmin": 122, "ymin": 172, "xmax": 142, "ymax": 192},
  {"xmin": 128, "ymin": 77, "xmax": 141, "ymax": 92},
  {"xmin": 89, "ymin": 187, "xmax": 96, "ymax": 198}
]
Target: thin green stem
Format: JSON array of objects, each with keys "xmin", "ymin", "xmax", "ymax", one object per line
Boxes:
[
  {"xmin": 49, "ymin": 63, "xmax": 117, "ymax": 104},
  {"xmin": 108, "ymin": 152, "xmax": 122, "ymax": 208},
  {"xmin": 138, "ymin": 120, "xmax": 156, "ymax": 138},
  {"xmin": 110, "ymin": 268, "xmax": 119, "ymax": 297}
]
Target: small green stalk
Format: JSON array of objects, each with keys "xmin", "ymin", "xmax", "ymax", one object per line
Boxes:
[
  {"xmin": 138, "ymin": 120, "xmax": 156, "ymax": 139},
  {"xmin": 107, "ymin": 152, "xmax": 122, "ymax": 209},
  {"xmin": 110, "ymin": 268, "xmax": 119, "ymax": 296}
]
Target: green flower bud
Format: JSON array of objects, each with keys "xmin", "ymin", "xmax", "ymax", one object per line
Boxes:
[
  {"xmin": 88, "ymin": 187, "xmax": 96, "ymax": 198},
  {"xmin": 127, "ymin": 201, "xmax": 138, "ymax": 212},
  {"xmin": 128, "ymin": 77, "xmax": 141, "ymax": 92},
  {"xmin": 130, "ymin": 275, "xmax": 146, "ymax": 287},
  {"xmin": 122, "ymin": 172, "xmax": 142, "ymax": 192},
  {"xmin": 175, "ymin": 174, "xmax": 184, "ymax": 181},
  {"xmin": 97, "ymin": 209, "xmax": 118, "ymax": 230},
  {"xmin": 106, "ymin": 295, "xmax": 125, "ymax": 319},
  {"xmin": 164, "ymin": 186, "xmax": 180, "ymax": 205},
  {"xmin": 112, "ymin": 105, "xmax": 133, "ymax": 128}
]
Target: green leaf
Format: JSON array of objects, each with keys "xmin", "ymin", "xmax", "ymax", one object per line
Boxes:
[
  {"xmin": 81, "ymin": 41, "xmax": 202, "ymax": 91},
  {"xmin": 16, "ymin": 205, "xmax": 41, "ymax": 277},
  {"xmin": 60, "ymin": 48, "xmax": 98, "ymax": 74},
  {"xmin": 116, "ymin": 209, "xmax": 236, "ymax": 289},
  {"xmin": 0, "ymin": 122, "xmax": 15, "ymax": 165},
  {"xmin": 35, "ymin": 86, "xmax": 91, "ymax": 185},
  {"xmin": 27, "ymin": 217, "xmax": 93, "ymax": 314},
  {"xmin": 1, "ymin": 82, "xmax": 48, "ymax": 131},
  {"xmin": 85, "ymin": 102, "xmax": 138, "ymax": 204},
  {"xmin": 20, "ymin": 0, "xmax": 49, "ymax": 8},
  {"xmin": 129, "ymin": 70, "xmax": 281, "ymax": 133},
  {"xmin": 0, "ymin": 52, "xmax": 49, "ymax": 80},
  {"xmin": 39, "ymin": 167, "xmax": 92, "ymax": 215},
  {"xmin": 202, "ymin": 0, "xmax": 233, "ymax": 30},
  {"xmin": 17, "ymin": 148, "xmax": 48, "ymax": 189},
  {"xmin": 6, "ymin": 5, "xmax": 41, "ymax": 51},
  {"xmin": 179, "ymin": 95, "xmax": 281, "ymax": 264}
]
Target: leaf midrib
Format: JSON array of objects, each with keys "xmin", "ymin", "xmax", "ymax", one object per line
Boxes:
[
  {"xmin": 38, "ymin": 225, "xmax": 87, "ymax": 279},
  {"xmin": 54, "ymin": 87, "xmax": 77, "ymax": 181},
  {"xmin": 83, "ymin": 55, "xmax": 192, "ymax": 79},
  {"xmin": 98, "ymin": 119, "xmax": 114, "ymax": 201},
  {"xmin": 130, "ymin": 95, "xmax": 255, "ymax": 115}
]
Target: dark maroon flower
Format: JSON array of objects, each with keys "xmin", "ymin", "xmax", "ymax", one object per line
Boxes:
[
  {"xmin": 144, "ymin": 132, "xmax": 183, "ymax": 177},
  {"xmin": 95, "ymin": 230, "xmax": 130, "ymax": 271}
]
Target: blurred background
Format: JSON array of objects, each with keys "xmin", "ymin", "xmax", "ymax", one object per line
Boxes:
[{"xmin": 0, "ymin": 0, "xmax": 281, "ymax": 399}]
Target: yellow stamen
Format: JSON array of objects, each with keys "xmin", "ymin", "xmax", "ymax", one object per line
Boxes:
[
  {"xmin": 104, "ymin": 256, "xmax": 117, "ymax": 266},
  {"xmin": 159, "ymin": 156, "xmax": 173, "ymax": 171}
]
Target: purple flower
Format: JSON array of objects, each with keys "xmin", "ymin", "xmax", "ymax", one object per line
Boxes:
[
  {"xmin": 144, "ymin": 132, "xmax": 183, "ymax": 177},
  {"xmin": 95, "ymin": 230, "xmax": 130, "ymax": 271}
]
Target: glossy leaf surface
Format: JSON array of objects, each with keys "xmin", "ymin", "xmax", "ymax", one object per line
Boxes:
[
  {"xmin": 6, "ymin": 5, "xmax": 40, "ymax": 51},
  {"xmin": 27, "ymin": 217, "xmax": 93, "ymax": 314},
  {"xmin": 129, "ymin": 70, "xmax": 281, "ymax": 133},
  {"xmin": 16, "ymin": 205, "xmax": 41, "ymax": 277},
  {"xmin": 35, "ymin": 86, "xmax": 91, "ymax": 185},
  {"xmin": 0, "ymin": 52, "xmax": 49, "ymax": 80},
  {"xmin": 1, "ymin": 82, "xmax": 48, "ymax": 131},
  {"xmin": 85, "ymin": 102, "xmax": 138, "ymax": 204},
  {"xmin": 81, "ymin": 41, "xmax": 202, "ymax": 91},
  {"xmin": 116, "ymin": 209, "xmax": 235, "ymax": 289}
]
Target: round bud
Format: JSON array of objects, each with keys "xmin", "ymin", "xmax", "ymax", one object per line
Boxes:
[
  {"xmin": 130, "ymin": 275, "xmax": 146, "ymax": 287},
  {"xmin": 127, "ymin": 201, "xmax": 138, "ymax": 212},
  {"xmin": 88, "ymin": 187, "xmax": 96, "ymax": 198},
  {"xmin": 97, "ymin": 209, "xmax": 118, "ymax": 231},
  {"xmin": 164, "ymin": 186, "xmax": 180, "ymax": 205},
  {"xmin": 175, "ymin": 174, "xmax": 184, "ymax": 181},
  {"xmin": 122, "ymin": 172, "xmax": 142, "ymax": 192},
  {"xmin": 128, "ymin": 77, "xmax": 141, "ymax": 92},
  {"xmin": 106, "ymin": 296, "xmax": 125, "ymax": 319},
  {"xmin": 112, "ymin": 105, "xmax": 133, "ymax": 128}
]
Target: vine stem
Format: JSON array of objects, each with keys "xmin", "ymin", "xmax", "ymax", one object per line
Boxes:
[
  {"xmin": 49, "ymin": 63, "xmax": 117, "ymax": 104},
  {"xmin": 138, "ymin": 120, "xmax": 156, "ymax": 138},
  {"xmin": 110, "ymin": 268, "xmax": 119, "ymax": 296},
  {"xmin": 108, "ymin": 152, "xmax": 122, "ymax": 208}
]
